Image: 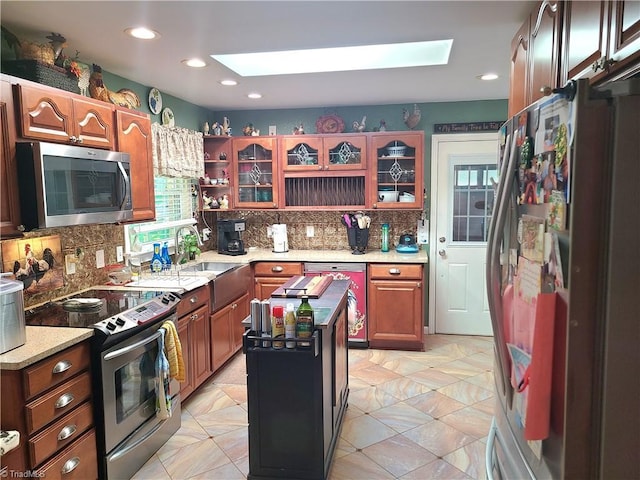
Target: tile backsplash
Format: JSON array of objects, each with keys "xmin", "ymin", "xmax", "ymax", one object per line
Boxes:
[
  {"xmin": 214, "ymin": 210, "xmax": 423, "ymax": 251},
  {"xmin": 1, "ymin": 224, "xmax": 125, "ymax": 307},
  {"xmin": 2, "ymin": 211, "xmax": 423, "ymax": 308}
]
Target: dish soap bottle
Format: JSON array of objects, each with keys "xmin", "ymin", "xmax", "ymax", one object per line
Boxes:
[
  {"xmin": 381, "ymin": 223, "xmax": 390, "ymax": 252},
  {"xmin": 161, "ymin": 242, "xmax": 171, "ymax": 271},
  {"xmin": 150, "ymin": 243, "xmax": 163, "ymax": 273},
  {"xmin": 296, "ymin": 296, "xmax": 314, "ymax": 349}
]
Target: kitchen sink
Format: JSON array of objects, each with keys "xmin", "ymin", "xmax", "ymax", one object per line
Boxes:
[{"xmin": 179, "ymin": 262, "xmax": 243, "ymax": 275}]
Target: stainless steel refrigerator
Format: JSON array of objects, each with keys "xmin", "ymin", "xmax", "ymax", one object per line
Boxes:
[{"xmin": 485, "ymin": 78, "xmax": 639, "ymax": 479}]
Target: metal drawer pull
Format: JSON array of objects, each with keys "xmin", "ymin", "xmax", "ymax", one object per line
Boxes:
[
  {"xmin": 57, "ymin": 424, "xmax": 77, "ymax": 441},
  {"xmin": 55, "ymin": 393, "xmax": 75, "ymax": 409},
  {"xmin": 52, "ymin": 360, "xmax": 72, "ymax": 374},
  {"xmin": 61, "ymin": 457, "xmax": 80, "ymax": 475},
  {"xmin": 271, "ymin": 266, "xmax": 283, "ymax": 272},
  {"xmin": 388, "ymin": 268, "xmax": 401, "ymax": 275},
  {"xmin": 189, "ymin": 295, "xmax": 198, "ymax": 304}
]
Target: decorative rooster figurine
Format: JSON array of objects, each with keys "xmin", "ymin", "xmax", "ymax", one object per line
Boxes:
[
  {"xmin": 403, "ymin": 104, "xmax": 422, "ymax": 130},
  {"xmin": 352, "ymin": 115, "xmax": 367, "ymax": 133},
  {"xmin": 89, "ymin": 64, "xmax": 141, "ymax": 109}
]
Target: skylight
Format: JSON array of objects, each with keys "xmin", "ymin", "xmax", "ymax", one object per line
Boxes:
[{"xmin": 211, "ymin": 40, "xmax": 453, "ymax": 77}]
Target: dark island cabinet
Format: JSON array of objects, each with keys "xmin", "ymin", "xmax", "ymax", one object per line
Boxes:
[{"xmin": 244, "ymin": 281, "xmax": 349, "ymax": 480}]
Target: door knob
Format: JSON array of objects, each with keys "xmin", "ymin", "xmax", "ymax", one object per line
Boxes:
[
  {"xmin": 439, "ymin": 237, "xmax": 445, "ymax": 243},
  {"xmin": 438, "ymin": 249, "xmax": 446, "ymax": 257}
]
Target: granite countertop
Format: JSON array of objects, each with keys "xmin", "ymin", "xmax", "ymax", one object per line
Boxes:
[
  {"xmin": 0, "ymin": 327, "xmax": 93, "ymax": 370},
  {"xmin": 197, "ymin": 247, "xmax": 428, "ymax": 265}
]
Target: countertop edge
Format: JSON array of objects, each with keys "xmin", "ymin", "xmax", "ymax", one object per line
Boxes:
[{"xmin": 0, "ymin": 327, "xmax": 94, "ymax": 370}]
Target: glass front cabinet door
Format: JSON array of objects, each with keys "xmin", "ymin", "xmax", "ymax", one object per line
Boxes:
[
  {"xmin": 233, "ymin": 137, "xmax": 278, "ymax": 209},
  {"xmin": 281, "ymin": 134, "xmax": 366, "ymax": 172},
  {"xmin": 370, "ymin": 132, "xmax": 424, "ymax": 209}
]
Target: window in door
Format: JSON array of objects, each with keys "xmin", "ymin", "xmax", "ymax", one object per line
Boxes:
[{"xmin": 452, "ymin": 163, "xmax": 497, "ymax": 242}]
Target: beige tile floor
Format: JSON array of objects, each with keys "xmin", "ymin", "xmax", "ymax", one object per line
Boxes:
[{"xmin": 131, "ymin": 334, "xmax": 494, "ymax": 480}]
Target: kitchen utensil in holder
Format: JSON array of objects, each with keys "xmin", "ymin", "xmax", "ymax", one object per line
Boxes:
[{"xmin": 347, "ymin": 226, "xmax": 369, "ymax": 255}]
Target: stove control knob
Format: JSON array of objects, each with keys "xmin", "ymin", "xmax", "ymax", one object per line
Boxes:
[
  {"xmin": 106, "ymin": 321, "xmax": 117, "ymax": 331},
  {"xmin": 161, "ymin": 296, "xmax": 170, "ymax": 305},
  {"xmin": 115, "ymin": 318, "xmax": 126, "ymax": 327}
]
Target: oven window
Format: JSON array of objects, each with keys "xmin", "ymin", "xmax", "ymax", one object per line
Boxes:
[{"xmin": 114, "ymin": 346, "xmax": 157, "ymax": 423}]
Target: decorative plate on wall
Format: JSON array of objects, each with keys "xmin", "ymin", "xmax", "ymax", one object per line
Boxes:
[
  {"xmin": 148, "ymin": 87, "xmax": 162, "ymax": 114},
  {"xmin": 315, "ymin": 114, "xmax": 345, "ymax": 134},
  {"xmin": 161, "ymin": 107, "xmax": 175, "ymax": 127}
]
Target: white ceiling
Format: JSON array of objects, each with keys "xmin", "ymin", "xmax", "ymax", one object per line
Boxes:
[{"xmin": 1, "ymin": 1, "xmax": 535, "ymax": 111}]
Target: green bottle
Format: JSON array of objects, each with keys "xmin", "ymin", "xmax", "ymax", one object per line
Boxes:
[{"xmin": 296, "ymin": 296, "xmax": 314, "ymax": 348}]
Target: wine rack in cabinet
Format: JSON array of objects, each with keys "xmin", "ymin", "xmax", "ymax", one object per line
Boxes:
[{"xmin": 280, "ymin": 134, "xmax": 367, "ymax": 209}]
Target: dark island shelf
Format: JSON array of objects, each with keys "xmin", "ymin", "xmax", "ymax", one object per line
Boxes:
[{"xmin": 243, "ymin": 280, "xmax": 349, "ymax": 480}]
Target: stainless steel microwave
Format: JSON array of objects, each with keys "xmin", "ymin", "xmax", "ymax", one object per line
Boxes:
[{"xmin": 16, "ymin": 141, "xmax": 133, "ymax": 230}]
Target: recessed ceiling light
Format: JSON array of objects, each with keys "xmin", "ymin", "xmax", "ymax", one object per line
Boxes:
[
  {"xmin": 478, "ymin": 73, "xmax": 499, "ymax": 81},
  {"xmin": 211, "ymin": 39, "xmax": 453, "ymax": 77},
  {"xmin": 247, "ymin": 92, "xmax": 262, "ymax": 99},
  {"xmin": 182, "ymin": 58, "xmax": 207, "ymax": 68},
  {"xmin": 220, "ymin": 79, "xmax": 238, "ymax": 86},
  {"xmin": 125, "ymin": 27, "xmax": 160, "ymax": 40}
]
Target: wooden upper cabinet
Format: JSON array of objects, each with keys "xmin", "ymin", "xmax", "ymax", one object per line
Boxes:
[
  {"xmin": 509, "ymin": 19, "xmax": 530, "ymax": 117},
  {"xmin": 562, "ymin": 1, "xmax": 610, "ymax": 82},
  {"xmin": 16, "ymin": 83, "xmax": 115, "ymax": 149},
  {"xmin": 116, "ymin": 109, "xmax": 155, "ymax": 222},
  {"xmin": 562, "ymin": 1, "xmax": 640, "ymax": 84},
  {"xmin": 529, "ymin": 0, "xmax": 562, "ymax": 103},
  {"xmin": 280, "ymin": 134, "xmax": 366, "ymax": 172},
  {"xmin": 608, "ymin": 0, "xmax": 640, "ymax": 77},
  {"xmin": 0, "ymin": 80, "xmax": 22, "ymax": 238}
]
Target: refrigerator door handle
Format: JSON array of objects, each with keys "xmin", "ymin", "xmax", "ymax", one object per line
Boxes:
[{"xmin": 486, "ymin": 133, "xmax": 518, "ymax": 400}]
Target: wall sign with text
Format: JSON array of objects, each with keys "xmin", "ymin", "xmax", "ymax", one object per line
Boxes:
[{"xmin": 434, "ymin": 121, "xmax": 505, "ymax": 133}]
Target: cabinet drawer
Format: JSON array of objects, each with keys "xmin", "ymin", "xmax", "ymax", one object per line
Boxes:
[
  {"xmin": 25, "ymin": 372, "xmax": 92, "ymax": 433},
  {"xmin": 176, "ymin": 284, "xmax": 209, "ymax": 318},
  {"xmin": 38, "ymin": 429, "xmax": 97, "ymax": 480},
  {"xmin": 369, "ymin": 264, "xmax": 423, "ymax": 280},
  {"xmin": 254, "ymin": 262, "xmax": 302, "ymax": 277},
  {"xmin": 23, "ymin": 342, "xmax": 91, "ymax": 400},
  {"xmin": 28, "ymin": 402, "xmax": 93, "ymax": 468}
]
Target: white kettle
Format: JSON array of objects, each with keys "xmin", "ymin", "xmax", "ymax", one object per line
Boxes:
[{"xmin": 272, "ymin": 224, "xmax": 289, "ymax": 253}]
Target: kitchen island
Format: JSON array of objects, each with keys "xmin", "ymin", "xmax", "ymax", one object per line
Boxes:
[{"xmin": 243, "ymin": 279, "xmax": 349, "ymax": 480}]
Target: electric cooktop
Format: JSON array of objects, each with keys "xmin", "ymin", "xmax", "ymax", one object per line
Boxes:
[{"xmin": 24, "ymin": 288, "xmax": 176, "ymax": 329}]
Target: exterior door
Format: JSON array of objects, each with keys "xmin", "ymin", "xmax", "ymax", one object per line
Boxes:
[{"xmin": 429, "ymin": 133, "xmax": 498, "ymax": 335}]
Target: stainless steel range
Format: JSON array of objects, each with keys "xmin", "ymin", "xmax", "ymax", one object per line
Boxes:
[{"xmin": 25, "ymin": 288, "xmax": 182, "ymax": 480}]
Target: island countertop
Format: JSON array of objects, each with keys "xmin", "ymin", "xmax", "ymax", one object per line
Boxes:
[{"xmin": 243, "ymin": 279, "xmax": 349, "ymax": 330}]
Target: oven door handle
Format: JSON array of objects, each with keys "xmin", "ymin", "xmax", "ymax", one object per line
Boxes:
[{"xmin": 104, "ymin": 330, "xmax": 163, "ymax": 361}]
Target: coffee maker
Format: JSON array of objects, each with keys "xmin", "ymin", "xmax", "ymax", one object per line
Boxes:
[{"xmin": 217, "ymin": 219, "xmax": 247, "ymax": 256}]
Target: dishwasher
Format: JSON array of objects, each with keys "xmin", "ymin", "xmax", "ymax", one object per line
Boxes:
[{"xmin": 304, "ymin": 262, "xmax": 367, "ymax": 347}]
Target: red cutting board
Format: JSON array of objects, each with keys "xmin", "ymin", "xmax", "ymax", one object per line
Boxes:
[{"xmin": 271, "ymin": 275, "xmax": 332, "ymax": 298}]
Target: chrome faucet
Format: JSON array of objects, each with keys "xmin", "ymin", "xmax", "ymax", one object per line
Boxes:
[{"xmin": 174, "ymin": 225, "xmax": 204, "ymax": 265}]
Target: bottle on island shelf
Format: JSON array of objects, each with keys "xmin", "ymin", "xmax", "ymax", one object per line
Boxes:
[{"xmin": 296, "ymin": 296, "xmax": 314, "ymax": 348}]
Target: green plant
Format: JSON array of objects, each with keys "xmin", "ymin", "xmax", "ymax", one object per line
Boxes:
[{"xmin": 180, "ymin": 234, "xmax": 201, "ymax": 263}]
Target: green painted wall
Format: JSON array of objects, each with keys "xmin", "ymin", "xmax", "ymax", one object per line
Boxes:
[{"xmin": 97, "ymin": 70, "xmax": 213, "ymax": 131}]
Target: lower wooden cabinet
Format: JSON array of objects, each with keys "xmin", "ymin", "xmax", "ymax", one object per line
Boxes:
[
  {"xmin": 253, "ymin": 262, "xmax": 303, "ymax": 300},
  {"xmin": 0, "ymin": 341, "xmax": 97, "ymax": 475},
  {"xmin": 211, "ymin": 292, "xmax": 250, "ymax": 370},
  {"xmin": 368, "ymin": 263, "xmax": 424, "ymax": 351},
  {"xmin": 176, "ymin": 285, "xmax": 211, "ymax": 400}
]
